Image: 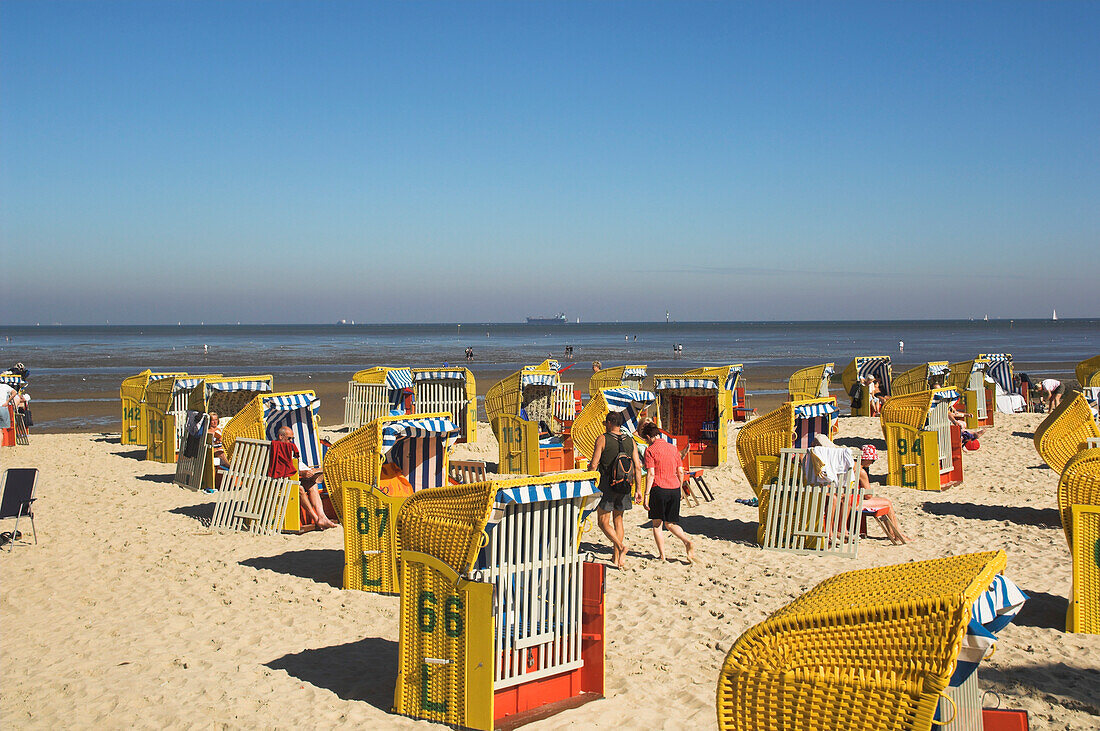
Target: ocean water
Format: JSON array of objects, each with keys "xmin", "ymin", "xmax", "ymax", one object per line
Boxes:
[{"xmin": 1, "ymin": 319, "xmax": 1094, "ymax": 430}]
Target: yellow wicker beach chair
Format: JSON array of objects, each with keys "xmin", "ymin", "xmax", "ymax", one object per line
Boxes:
[
  {"xmin": 322, "ymin": 413, "xmax": 459, "ymax": 594},
  {"xmin": 716, "ymin": 551, "xmax": 1009, "ymax": 731},
  {"xmin": 1076, "ymin": 355, "xmax": 1100, "ymax": 389},
  {"xmin": 946, "ymin": 359, "xmax": 995, "ymax": 429},
  {"xmin": 120, "ymin": 370, "xmax": 186, "ymax": 446},
  {"xmin": 412, "ymin": 368, "xmax": 476, "ymax": 443},
  {"xmin": 142, "ymin": 374, "xmax": 222, "ymax": 462},
  {"xmin": 687, "ymin": 364, "xmax": 747, "ymax": 423},
  {"xmin": 588, "ymin": 364, "xmax": 648, "ymax": 396},
  {"xmin": 571, "ymin": 387, "xmax": 656, "ymax": 460},
  {"xmin": 841, "ymin": 356, "xmax": 892, "ymax": 416},
  {"xmin": 344, "ymin": 367, "xmax": 415, "ymax": 428},
  {"xmin": 1033, "ymin": 392, "xmax": 1100, "ymax": 474},
  {"xmin": 880, "ymin": 388, "xmax": 964, "ymax": 491},
  {"xmin": 220, "ymin": 390, "xmax": 323, "ymax": 532},
  {"xmin": 487, "ymin": 365, "xmax": 566, "ymax": 475},
  {"xmin": 186, "ymin": 375, "xmax": 274, "ymax": 421},
  {"xmin": 653, "ymin": 373, "xmax": 729, "ymax": 468},
  {"xmin": 735, "ymin": 397, "xmax": 839, "ymax": 497},
  {"xmin": 393, "ymin": 471, "xmax": 605, "ymax": 730},
  {"xmin": 787, "ymin": 363, "xmax": 834, "ymax": 401},
  {"xmin": 1058, "ymin": 448, "xmax": 1100, "ymax": 633},
  {"xmin": 891, "ymin": 362, "xmax": 951, "ymax": 397}
]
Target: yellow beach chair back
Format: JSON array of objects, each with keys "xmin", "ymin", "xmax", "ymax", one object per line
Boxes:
[
  {"xmin": 323, "ymin": 413, "xmax": 459, "ymax": 594},
  {"xmin": 143, "ymin": 374, "xmax": 221, "ymax": 462},
  {"xmin": 891, "ymin": 361, "xmax": 950, "ymax": 397},
  {"xmin": 946, "ymin": 359, "xmax": 994, "ymax": 428},
  {"xmin": 485, "ymin": 365, "xmax": 560, "ymax": 439},
  {"xmin": 735, "ymin": 397, "xmax": 839, "ymax": 498},
  {"xmin": 787, "ymin": 363, "xmax": 833, "ymax": 401},
  {"xmin": 120, "ymin": 370, "xmax": 186, "ymax": 446},
  {"xmin": 717, "ymin": 551, "xmax": 1008, "ymax": 731},
  {"xmin": 880, "ymin": 387, "xmax": 963, "ymax": 491},
  {"xmin": 1057, "ymin": 447, "xmax": 1100, "ymax": 633},
  {"xmin": 571, "ymin": 387, "xmax": 656, "ymax": 459},
  {"xmin": 1076, "ymin": 354, "xmax": 1100, "ymax": 388},
  {"xmin": 588, "ymin": 364, "xmax": 647, "ymax": 395},
  {"xmin": 1033, "ymin": 392, "xmax": 1100, "ymax": 473}
]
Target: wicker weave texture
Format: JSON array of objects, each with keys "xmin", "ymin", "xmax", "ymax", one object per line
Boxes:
[
  {"xmin": 1076, "ymin": 355, "xmax": 1100, "ymax": 389},
  {"xmin": 323, "ymin": 419, "xmax": 384, "ymax": 524},
  {"xmin": 572, "ymin": 390, "xmax": 612, "ymax": 460},
  {"xmin": 1034, "ymin": 393, "xmax": 1100, "ymax": 474},
  {"xmin": 891, "ymin": 365, "xmax": 932, "ymax": 397},
  {"xmin": 589, "ymin": 365, "xmax": 628, "ymax": 395},
  {"xmin": 716, "ymin": 551, "xmax": 1007, "ymax": 731},
  {"xmin": 186, "ymin": 375, "xmax": 274, "ymax": 416},
  {"xmin": 121, "ymin": 370, "xmax": 156, "ymax": 446},
  {"xmin": 340, "ymin": 481, "xmax": 405, "ymax": 593},
  {"xmin": 880, "ymin": 391, "xmax": 934, "ymax": 433},
  {"xmin": 1069, "ymin": 505, "xmax": 1100, "ymax": 634},
  {"xmin": 787, "ymin": 363, "xmax": 832, "ymax": 400},
  {"xmin": 736, "ymin": 403, "xmax": 795, "ymax": 496},
  {"xmin": 399, "ymin": 480, "xmax": 498, "ymax": 578},
  {"xmin": 485, "ymin": 367, "xmax": 558, "ymax": 439},
  {"xmin": 1057, "ymin": 448, "xmax": 1100, "ymax": 548}
]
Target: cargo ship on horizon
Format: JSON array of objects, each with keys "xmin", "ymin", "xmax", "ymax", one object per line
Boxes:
[{"xmin": 525, "ymin": 312, "xmax": 568, "ymax": 325}]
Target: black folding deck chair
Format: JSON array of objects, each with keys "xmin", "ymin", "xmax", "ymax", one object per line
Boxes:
[{"xmin": 1, "ymin": 468, "xmax": 38, "ymax": 550}]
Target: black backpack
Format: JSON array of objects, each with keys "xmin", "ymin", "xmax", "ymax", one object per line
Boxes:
[{"xmin": 605, "ymin": 434, "xmax": 634, "ymax": 494}]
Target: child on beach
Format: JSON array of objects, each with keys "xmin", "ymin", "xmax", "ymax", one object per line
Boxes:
[{"xmin": 637, "ymin": 422, "xmax": 695, "ymax": 564}]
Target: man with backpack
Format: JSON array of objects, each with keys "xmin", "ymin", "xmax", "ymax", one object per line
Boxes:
[{"xmin": 590, "ymin": 411, "xmax": 644, "ymax": 569}]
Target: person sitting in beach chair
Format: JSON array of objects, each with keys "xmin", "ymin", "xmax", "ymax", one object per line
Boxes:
[
  {"xmin": 856, "ymin": 445, "xmax": 908, "ymax": 544},
  {"xmin": 274, "ymin": 426, "xmax": 336, "ymax": 529}
]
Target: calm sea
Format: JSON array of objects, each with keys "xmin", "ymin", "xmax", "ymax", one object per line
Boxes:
[{"xmin": 2, "ymin": 319, "xmax": 1095, "ymax": 430}]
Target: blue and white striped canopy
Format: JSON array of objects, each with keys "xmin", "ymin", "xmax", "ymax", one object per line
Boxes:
[
  {"xmin": 856, "ymin": 357, "xmax": 892, "ymax": 396},
  {"xmin": 950, "ymin": 574, "xmax": 1027, "ymax": 687},
  {"xmin": 205, "ymin": 379, "xmax": 272, "ymax": 398},
  {"xmin": 521, "ymin": 372, "xmax": 558, "ymax": 387},
  {"xmin": 0, "ymin": 375, "xmax": 26, "ymax": 389},
  {"xmin": 724, "ymin": 367, "xmax": 743, "ymax": 391},
  {"xmin": 604, "ymin": 388, "xmax": 656, "ymax": 412},
  {"xmin": 927, "ymin": 363, "xmax": 950, "ymax": 376},
  {"xmin": 655, "ymin": 377, "xmax": 719, "ymax": 391},
  {"xmin": 823, "ymin": 364, "xmax": 835, "ymax": 378},
  {"xmin": 983, "ymin": 355, "xmax": 1014, "ymax": 394},
  {"xmin": 793, "ymin": 401, "xmax": 839, "ymax": 418},
  {"xmin": 379, "ymin": 417, "xmax": 460, "ymax": 455},
  {"xmin": 933, "ymin": 389, "xmax": 961, "ymax": 403},
  {"xmin": 546, "ymin": 360, "xmax": 561, "ymax": 371},
  {"xmin": 487, "ymin": 476, "xmax": 600, "ymax": 526},
  {"xmin": 262, "ymin": 394, "xmax": 321, "ymax": 468},
  {"xmin": 623, "ymin": 367, "xmax": 647, "ymax": 378},
  {"xmin": 385, "ymin": 368, "xmax": 414, "ymax": 391},
  {"xmin": 172, "ymin": 377, "xmax": 205, "ymax": 393},
  {"xmin": 413, "ymin": 370, "xmax": 466, "ymax": 382},
  {"xmin": 150, "ymin": 373, "xmax": 178, "ymax": 382}
]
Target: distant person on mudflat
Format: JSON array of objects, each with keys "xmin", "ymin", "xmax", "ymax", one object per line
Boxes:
[{"xmin": 638, "ymin": 422, "xmax": 695, "ymax": 564}]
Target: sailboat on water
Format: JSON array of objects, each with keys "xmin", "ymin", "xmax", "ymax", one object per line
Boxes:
[{"xmin": 1052, "ymin": 308, "xmax": 1058, "ymax": 321}]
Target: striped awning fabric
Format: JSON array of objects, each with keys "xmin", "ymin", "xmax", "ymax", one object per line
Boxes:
[
  {"xmin": 927, "ymin": 363, "xmax": 950, "ymax": 376},
  {"xmin": 951, "ymin": 574, "xmax": 1027, "ymax": 686},
  {"xmin": 149, "ymin": 373, "xmax": 178, "ymax": 381},
  {"xmin": 488, "ymin": 477, "xmax": 601, "ymax": 526},
  {"xmin": 823, "ymin": 365, "xmax": 835, "ymax": 378},
  {"xmin": 983, "ymin": 356, "xmax": 1014, "ymax": 393},
  {"xmin": 263, "ymin": 393, "xmax": 319, "ymax": 413},
  {"xmin": 655, "ymin": 378, "xmax": 719, "ymax": 391},
  {"xmin": 521, "ymin": 373, "xmax": 558, "ymax": 387},
  {"xmin": 173, "ymin": 377, "xmax": 205, "ymax": 393},
  {"xmin": 623, "ymin": 367, "xmax": 647, "ymax": 378},
  {"xmin": 385, "ymin": 368, "xmax": 414, "ymax": 391},
  {"xmin": 604, "ymin": 388, "xmax": 656, "ymax": 412},
  {"xmin": 205, "ymin": 379, "xmax": 272, "ymax": 397},
  {"xmin": 546, "ymin": 360, "xmax": 561, "ymax": 371},
  {"xmin": 793, "ymin": 401, "xmax": 839, "ymax": 418},
  {"xmin": 0, "ymin": 375, "xmax": 26, "ymax": 389},
  {"xmin": 262, "ymin": 394, "xmax": 322, "ymax": 468},
  {"xmin": 380, "ymin": 417, "xmax": 460, "ymax": 455},
  {"xmin": 857, "ymin": 357, "xmax": 892, "ymax": 395},
  {"xmin": 933, "ymin": 389, "xmax": 961, "ymax": 403},
  {"xmin": 412, "ymin": 370, "xmax": 465, "ymax": 382},
  {"xmin": 724, "ymin": 367, "xmax": 743, "ymax": 391}
]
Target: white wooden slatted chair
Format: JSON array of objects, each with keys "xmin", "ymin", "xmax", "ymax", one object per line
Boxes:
[
  {"xmin": 761, "ymin": 447, "xmax": 862, "ymax": 557},
  {"xmin": 210, "ymin": 438, "xmax": 296, "ymax": 535},
  {"xmin": 448, "ymin": 459, "xmax": 488, "ymax": 484}
]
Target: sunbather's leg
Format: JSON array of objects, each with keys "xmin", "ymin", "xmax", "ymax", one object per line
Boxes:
[
  {"xmin": 305, "ymin": 485, "xmax": 337, "ymax": 529},
  {"xmin": 663, "ymin": 521, "xmax": 695, "ymax": 564}
]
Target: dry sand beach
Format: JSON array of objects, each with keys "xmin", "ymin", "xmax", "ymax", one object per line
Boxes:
[{"xmin": 2, "ymin": 413, "xmax": 1099, "ymax": 729}]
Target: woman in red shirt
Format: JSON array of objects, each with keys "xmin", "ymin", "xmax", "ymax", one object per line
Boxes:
[{"xmin": 638, "ymin": 423, "xmax": 696, "ymax": 564}]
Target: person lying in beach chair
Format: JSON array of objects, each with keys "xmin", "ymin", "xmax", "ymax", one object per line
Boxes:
[{"xmin": 273, "ymin": 426, "xmax": 336, "ymax": 529}]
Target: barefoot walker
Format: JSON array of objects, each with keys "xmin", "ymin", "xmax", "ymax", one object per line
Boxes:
[
  {"xmin": 590, "ymin": 411, "xmax": 643, "ymax": 568},
  {"xmin": 638, "ymin": 422, "xmax": 695, "ymax": 563}
]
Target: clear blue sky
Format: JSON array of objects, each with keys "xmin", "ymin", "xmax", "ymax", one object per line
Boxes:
[{"xmin": 2, "ymin": 1, "xmax": 1098, "ymax": 324}]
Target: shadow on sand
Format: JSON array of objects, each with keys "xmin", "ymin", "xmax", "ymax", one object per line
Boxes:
[
  {"xmin": 241, "ymin": 548, "xmax": 344, "ymax": 588},
  {"xmin": 267, "ymin": 637, "xmax": 398, "ymax": 711},
  {"xmin": 169, "ymin": 502, "xmax": 214, "ymax": 526},
  {"xmin": 921, "ymin": 501, "xmax": 1062, "ymax": 529}
]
